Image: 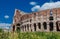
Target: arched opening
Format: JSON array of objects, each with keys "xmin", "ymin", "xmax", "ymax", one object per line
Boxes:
[
  {"xmin": 34, "ymin": 13, "xmax": 36, "ymax": 16},
  {"xmin": 43, "ymin": 22, "xmax": 47, "ymax": 30},
  {"xmin": 16, "ymin": 23, "xmax": 20, "ymax": 31},
  {"xmin": 56, "ymin": 21, "xmax": 60, "ymax": 31},
  {"xmin": 17, "ymin": 27, "xmax": 20, "ymax": 31},
  {"xmin": 49, "ymin": 16, "xmax": 53, "ymax": 20},
  {"xmin": 34, "ymin": 23, "xmax": 36, "ymax": 31},
  {"xmin": 49, "ymin": 22, "xmax": 53, "ymax": 31},
  {"xmin": 16, "ymin": 23, "xmax": 20, "ymax": 26},
  {"xmin": 13, "ymin": 25, "xmax": 15, "ymax": 31},
  {"xmin": 30, "ymin": 19, "xmax": 32, "ymax": 22},
  {"xmin": 38, "ymin": 23, "xmax": 41, "ymax": 29}
]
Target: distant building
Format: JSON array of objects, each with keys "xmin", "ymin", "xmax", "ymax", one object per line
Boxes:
[{"xmin": 12, "ymin": 8, "xmax": 60, "ymax": 32}]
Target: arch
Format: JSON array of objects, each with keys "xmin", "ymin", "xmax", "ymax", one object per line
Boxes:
[
  {"xmin": 13, "ymin": 25, "xmax": 15, "ymax": 31},
  {"xmin": 56, "ymin": 21, "xmax": 60, "ymax": 31},
  {"xmin": 49, "ymin": 22, "xmax": 53, "ymax": 31},
  {"xmin": 43, "ymin": 22, "xmax": 47, "ymax": 30},
  {"xmin": 17, "ymin": 27, "xmax": 20, "ymax": 31},
  {"xmin": 49, "ymin": 16, "xmax": 53, "ymax": 20},
  {"xmin": 16, "ymin": 23, "xmax": 20, "ymax": 26},
  {"xmin": 38, "ymin": 23, "xmax": 41, "ymax": 29},
  {"xmin": 34, "ymin": 23, "xmax": 36, "ymax": 31},
  {"xmin": 30, "ymin": 19, "xmax": 32, "ymax": 22}
]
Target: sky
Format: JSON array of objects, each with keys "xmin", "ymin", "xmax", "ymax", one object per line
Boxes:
[{"xmin": 0, "ymin": 0, "xmax": 60, "ymax": 29}]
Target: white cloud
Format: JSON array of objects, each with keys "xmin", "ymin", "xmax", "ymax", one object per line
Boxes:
[
  {"xmin": 0, "ymin": 23, "xmax": 11, "ymax": 29},
  {"xmin": 30, "ymin": 2, "xmax": 37, "ymax": 5},
  {"xmin": 31, "ymin": 5, "xmax": 40, "ymax": 12},
  {"xmin": 55, "ymin": 1, "xmax": 60, "ymax": 8},
  {"xmin": 4, "ymin": 15, "xmax": 9, "ymax": 19},
  {"xmin": 40, "ymin": 1, "xmax": 60, "ymax": 10},
  {"xmin": 30, "ymin": 1, "xmax": 60, "ymax": 11}
]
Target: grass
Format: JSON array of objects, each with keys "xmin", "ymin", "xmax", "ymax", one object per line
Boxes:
[{"xmin": 0, "ymin": 31, "xmax": 60, "ymax": 39}]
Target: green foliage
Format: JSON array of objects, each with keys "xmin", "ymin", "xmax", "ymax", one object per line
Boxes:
[
  {"xmin": 0, "ymin": 28, "xmax": 3, "ymax": 32},
  {"xmin": 17, "ymin": 32, "xmax": 60, "ymax": 39},
  {"xmin": 0, "ymin": 31, "xmax": 60, "ymax": 39},
  {"xmin": 0, "ymin": 32, "xmax": 9, "ymax": 39}
]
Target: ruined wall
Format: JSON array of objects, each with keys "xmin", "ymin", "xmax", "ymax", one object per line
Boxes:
[{"xmin": 12, "ymin": 8, "xmax": 60, "ymax": 32}]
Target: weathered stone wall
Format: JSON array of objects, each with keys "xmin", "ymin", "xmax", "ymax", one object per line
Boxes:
[{"xmin": 12, "ymin": 8, "xmax": 60, "ymax": 32}]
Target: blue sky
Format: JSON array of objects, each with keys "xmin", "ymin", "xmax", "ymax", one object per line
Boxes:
[{"xmin": 0, "ymin": 0, "xmax": 60, "ymax": 29}]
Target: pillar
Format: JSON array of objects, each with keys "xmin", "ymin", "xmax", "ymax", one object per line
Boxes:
[
  {"xmin": 31, "ymin": 24, "xmax": 34, "ymax": 32},
  {"xmin": 53, "ymin": 15, "xmax": 57, "ymax": 32},
  {"xmin": 47, "ymin": 22, "xmax": 50, "ymax": 32},
  {"xmin": 20, "ymin": 27, "xmax": 23, "ymax": 32},
  {"xmin": 23, "ymin": 25, "xmax": 25, "ymax": 32},
  {"xmin": 29, "ymin": 24, "xmax": 31, "ymax": 32},
  {"xmin": 40, "ymin": 16, "xmax": 44, "ymax": 32},
  {"xmin": 36, "ymin": 23, "xmax": 39, "ymax": 31},
  {"xmin": 53, "ymin": 21, "xmax": 57, "ymax": 32}
]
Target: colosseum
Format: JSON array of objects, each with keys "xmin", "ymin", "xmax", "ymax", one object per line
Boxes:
[{"xmin": 12, "ymin": 8, "xmax": 60, "ymax": 32}]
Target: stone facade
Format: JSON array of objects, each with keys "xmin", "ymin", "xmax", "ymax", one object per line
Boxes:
[{"xmin": 12, "ymin": 8, "xmax": 60, "ymax": 32}]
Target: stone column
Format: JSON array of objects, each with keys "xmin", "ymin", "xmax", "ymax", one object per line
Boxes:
[
  {"xmin": 29, "ymin": 24, "xmax": 31, "ymax": 32},
  {"xmin": 23, "ymin": 26, "xmax": 24, "ymax": 32},
  {"xmin": 31, "ymin": 24, "xmax": 34, "ymax": 32},
  {"xmin": 47, "ymin": 16, "xmax": 49, "ymax": 32},
  {"xmin": 30, "ymin": 24, "xmax": 32, "ymax": 32},
  {"xmin": 31, "ymin": 17, "xmax": 34, "ymax": 32},
  {"xmin": 22, "ymin": 26, "xmax": 24, "ymax": 32},
  {"xmin": 36, "ymin": 23, "xmax": 39, "ymax": 31},
  {"xmin": 47, "ymin": 22, "xmax": 50, "ymax": 32},
  {"xmin": 53, "ymin": 21, "xmax": 57, "ymax": 32},
  {"xmin": 36, "ymin": 16, "xmax": 39, "ymax": 31},
  {"xmin": 41, "ymin": 22, "xmax": 44, "ymax": 32},
  {"xmin": 24, "ymin": 26, "xmax": 25, "ymax": 32},
  {"xmin": 20, "ymin": 27, "xmax": 23, "ymax": 32},
  {"xmin": 53, "ymin": 15, "xmax": 57, "ymax": 32},
  {"xmin": 41, "ymin": 16, "xmax": 43, "ymax": 32},
  {"xmin": 21, "ymin": 26, "xmax": 23, "ymax": 32}
]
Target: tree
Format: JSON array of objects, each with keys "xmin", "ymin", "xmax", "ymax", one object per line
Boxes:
[{"xmin": 0, "ymin": 28, "xmax": 3, "ymax": 32}]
